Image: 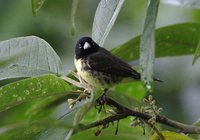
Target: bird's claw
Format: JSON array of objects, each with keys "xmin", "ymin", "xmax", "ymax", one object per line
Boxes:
[
  {"xmin": 83, "ymin": 88, "xmax": 92, "ymax": 95},
  {"xmin": 95, "ymin": 93, "xmax": 107, "ymax": 113}
]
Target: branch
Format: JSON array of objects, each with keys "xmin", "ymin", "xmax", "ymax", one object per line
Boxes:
[
  {"xmin": 78, "ymin": 113, "xmax": 128, "ymax": 132},
  {"xmin": 76, "ymin": 96, "xmax": 200, "ymax": 134}
]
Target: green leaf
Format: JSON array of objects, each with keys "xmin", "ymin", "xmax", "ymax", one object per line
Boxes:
[
  {"xmin": 192, "ymin": 40, "xmax": 200, "ymax": 65},
  {"xmin": 0, "ymin": 74, "xmax": 71, "ymax": 112},
  {"xmin": 92, "ymin": 0, "xmax": 124, "ymax": 46},
  {"xmin": 150, "ymin": 131, "xmax": 194, "ymax": 140},
  {"xmin": 113, "ymin": 82, "xmax": 146, "ymax": 101},
  {"xmin": 32, "ymin": 0, "xmax": 46, "ymax": 16},
  {"xmin": 107, "ymin": 91, "xmax": 140, "ymax": 110},
  {"xmin": 161, "ymin": 0, "xmax": 200, "ymax": 9},
  {"xmin": 0, "ymin": 120, "xmax": 72, "ymax": 140},
  {"xmin": 140, "ymin": 0, "xmax": 159, "ymax": 92},
  {"xmin": 112, "ymin": 23, "xmax": 200, "ymax": 61},
  {"xmin": 0, "ymin": 36, "xmax": 63, "ymax": 81}
]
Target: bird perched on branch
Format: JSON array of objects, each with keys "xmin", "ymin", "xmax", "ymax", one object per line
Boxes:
[{"xmin": 74, "ymin": 37, "xmax": 161, "ymax": 94}]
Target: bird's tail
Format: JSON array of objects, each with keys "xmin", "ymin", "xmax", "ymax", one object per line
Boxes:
[
  {"xmin": 153, "ymin": 77, "xmax": 163, "ymax": 82},
  {"xmin": 131, "ymin": 71, "xmax": 163, "ymax": 82}
]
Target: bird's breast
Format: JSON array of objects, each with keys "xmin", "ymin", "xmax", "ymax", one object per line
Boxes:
[
  {"xmin": 74, "ymin": 58, "xmax": 119, "ymax": 88},
  {"xmin": 74, "ymin": 58, "xmax": 100, "ymax": 87}
]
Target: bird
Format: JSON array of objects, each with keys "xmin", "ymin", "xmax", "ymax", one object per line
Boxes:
[{"xmin": 74, "ymin": 37, "xmax": 161, "ymax": 93}]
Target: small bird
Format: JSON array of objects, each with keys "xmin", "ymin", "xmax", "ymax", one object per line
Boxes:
[{"xmin": 74, "ymin": 37, "xmax": 161, "ymax": 91}]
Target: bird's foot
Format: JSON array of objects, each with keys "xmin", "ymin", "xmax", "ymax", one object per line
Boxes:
[
  {"xmin": 97, "ymin": 93, "xmax": 107, "ymax": 105},
  {"xmin": 95, "ymin": 89, "xmax": 109, "ymax": 113},
  {"xmin": 83, "ymin": 87, "xmax": 92, "ymax": 96}
]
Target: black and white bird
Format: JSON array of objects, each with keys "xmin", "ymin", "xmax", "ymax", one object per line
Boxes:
[{"xmin": 74, "ymin": 37, "xmax": 150, "ymax": 91}]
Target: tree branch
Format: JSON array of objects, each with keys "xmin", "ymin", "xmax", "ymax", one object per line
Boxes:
[
  {"xmin": 76, "ymin": 96, "xmax": 200, "ymax": 134},
  {"xmin": 78, "ymin": 113, "xmax": 128, "ymax": 132}
]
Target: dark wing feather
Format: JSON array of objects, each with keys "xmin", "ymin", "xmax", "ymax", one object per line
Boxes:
[{"xmin": 87, "ymin": 47, "xmax": 140, "ymax": 79}]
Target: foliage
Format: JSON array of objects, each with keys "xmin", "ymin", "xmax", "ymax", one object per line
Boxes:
[
  {"xmin": 32, "ymin": 0, "xmax": 46, "ymax": 16},
  {"xmin": 0, "ymin": 0, "xmax": 199, "ymax": 140}
]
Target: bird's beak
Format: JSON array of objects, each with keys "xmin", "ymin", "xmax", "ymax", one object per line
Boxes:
[{"xmin": 83, "ymin": 42, "xmax": 91, "ymax": 50}]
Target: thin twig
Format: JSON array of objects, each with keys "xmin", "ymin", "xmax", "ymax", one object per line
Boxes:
[{"xmin": 75, "ymin": 113, "xmax": 128, "ymax": 133}]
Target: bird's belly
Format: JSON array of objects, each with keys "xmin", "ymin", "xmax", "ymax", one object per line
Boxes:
[{"xmin": 74, "ymin": 59, "xmax": 120, "ymax": 88}]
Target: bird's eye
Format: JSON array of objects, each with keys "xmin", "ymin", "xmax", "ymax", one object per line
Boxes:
[
  {"xmin": 92, "ymin": 41, "xmax": 95, "ymax": 46},
  {"xmin": 78, "ymin": 44, "xmax": 82, "ymax": 49},
  {"xmin": 83, "ymin": 42, "xmax": 91, "ymax": 50}
]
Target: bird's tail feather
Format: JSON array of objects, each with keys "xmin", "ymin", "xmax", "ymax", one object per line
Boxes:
[
  {"xmin": 153, "ymin": 77, "xmax": 163, "ymax": 82},
  {"xmin": 131, "ymin": 72, "xmax": 163, "ymax": 82}
]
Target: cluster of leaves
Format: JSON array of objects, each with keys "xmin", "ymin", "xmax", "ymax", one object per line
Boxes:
[{"xmin": 0, "ymin": 0, "xmax": 200, "ymax": 140}]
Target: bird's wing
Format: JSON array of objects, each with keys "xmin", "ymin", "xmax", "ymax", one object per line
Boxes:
[{"xmin": 87, "ymin": 47, "xmax": 140, "ymax": 79}]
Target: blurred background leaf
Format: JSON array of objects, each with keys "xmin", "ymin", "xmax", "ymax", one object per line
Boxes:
[
  {"xmin": 112, "ymin": 23, "xmax": 200, "ymax": 61},
  {"xmin": 32, "ymin": 0, "xmax": 46, "ymax": 15},
  {"xmin": 113, "ymin": 82, "xmax": 146, "ymax": 101},
  {"xmin": 107, "ymin": 91, "xmax": 140, "ymax": 110},
  {"xmin": 0, "ymin": 120, "xmax": 72, "ymax": 140},
  {"xmin": 161, "ymin": 0, "xmax": 200, "ymax": 9}
]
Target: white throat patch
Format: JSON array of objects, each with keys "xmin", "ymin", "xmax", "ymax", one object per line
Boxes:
[{"xmin": 83, "ymin": 42, "xmax": 91, "ymax": 50}]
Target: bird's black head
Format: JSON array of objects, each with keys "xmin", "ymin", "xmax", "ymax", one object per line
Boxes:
[{"xmin": 75, "ymin": 37, "xmax": 99, "ymax": 59}]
